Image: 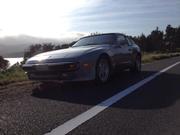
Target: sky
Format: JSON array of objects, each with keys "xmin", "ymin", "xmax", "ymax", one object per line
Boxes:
[{"xmin": 0, "ymin": 0, "xmax": 180, "ymax": 39}]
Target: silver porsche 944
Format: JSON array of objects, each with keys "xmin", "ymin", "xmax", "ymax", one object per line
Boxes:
[{"xmin": 22, "ymin": 33, "xmax": 141, "ymax": 83}]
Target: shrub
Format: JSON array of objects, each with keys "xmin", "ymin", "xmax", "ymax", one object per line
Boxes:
[{"xmin": 0, "ymin": 56, "xmax": 9, "ymax": 71}]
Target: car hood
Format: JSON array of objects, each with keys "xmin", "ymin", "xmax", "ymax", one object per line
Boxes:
[{"xmin": 27, "ymin": 45, "xmax": 110, "ymax": 63}]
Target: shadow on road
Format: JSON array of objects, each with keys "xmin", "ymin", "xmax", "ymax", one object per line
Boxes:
[
  {"xmin": 114, "ymin": 72, "xmax": 180, "ymax": 110},
  {"xmin": 32, "ymin": 70, "xmax": 180, "ymax": 110}
]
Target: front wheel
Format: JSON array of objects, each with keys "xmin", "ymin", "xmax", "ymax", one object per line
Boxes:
[
  {"xmin": 96, "ymin": 56, "xmax": 110, "ymax": 84},
  {"xmin": 130, "ymin": 55, "xmax": 141, "ymax": 73}
]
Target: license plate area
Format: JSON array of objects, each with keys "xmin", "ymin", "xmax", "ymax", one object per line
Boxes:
[{"xmin": 36, "ymin": 65, "xmax": 49, "ymax": 71}]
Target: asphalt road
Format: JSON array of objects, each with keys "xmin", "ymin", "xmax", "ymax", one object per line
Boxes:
[{"xmin": 0, "ymin": 56, "xmax": 180, "ymax": 135}]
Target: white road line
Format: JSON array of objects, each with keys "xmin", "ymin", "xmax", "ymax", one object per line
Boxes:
[{"xmin": 46, "ymin": 61, "xmax": 180, "ymax": 135}]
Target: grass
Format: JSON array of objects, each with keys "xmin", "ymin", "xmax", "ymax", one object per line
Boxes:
[
  {"xmin": 0, "ymin": 51, "xmax": 180, "ymax": 86},
  {"xmin": 0, "ymin": 65, "xmax": 28, "ymax": 86},
  {"xmin": 142, "ymin": 52, "xmax": 180, "ymax": 63}
]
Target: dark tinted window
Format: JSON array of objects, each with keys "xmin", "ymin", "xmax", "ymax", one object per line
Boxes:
[
  {"xmin": 117, "ymin": 35, "xmax": 128, "ymax": 45},
  {"xmin": 130, "ymin": 38, "xmax": 135, "ymax": 44},
  {"xmin": 126, "ymin": 37, "xmax": 133, "ymax": 46},
  {"xmin": 72, "ymin": 35, "xmax": 116, "ymax": 47}
]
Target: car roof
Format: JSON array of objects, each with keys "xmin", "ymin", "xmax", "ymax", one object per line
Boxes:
[{"xmin": 80, "ymin": 33, "xmax": 126, "ymax": 40}]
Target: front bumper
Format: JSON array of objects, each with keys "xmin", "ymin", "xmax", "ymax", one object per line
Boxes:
[{"xmin": 22, "ymin": 62, "xmax": 95, "ymax": 82}]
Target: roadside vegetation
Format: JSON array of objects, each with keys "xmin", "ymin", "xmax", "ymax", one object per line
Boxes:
[
  {"xmin": 23, "ymin": 25, "xmax": 180, "ymax": 59},
  {"xmin": 142, "ymin": 52, "xmax": 180, "ymax": 63},
  {"xmin": 133, "ymin": 25, "xmax": 180, "ymax": 53},
  {"xmin": 0, "ymin": 56, "xmax": 9, "ymax": 71},
  {"xmin": 0, "ymin": 24, "xmax": 180, "ymax": 86},
  {"xmin": 0, "ymin": 64, "xmax": 28, "ymax": 86}
]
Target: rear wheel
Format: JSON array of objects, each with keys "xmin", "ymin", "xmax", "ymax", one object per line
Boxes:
[
  {"xmin": 96, "ymin": 56, "xmax": 110, "ymax": 84},
  {"xmin": 130, "ymin": 55, "xmax": 141, "ymax": 73}
]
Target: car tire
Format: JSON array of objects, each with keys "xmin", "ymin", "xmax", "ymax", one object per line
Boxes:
[
  {"xmin": 130, "ymin": 55, "xmax": 141, "ymax": 73},
  {"xmin": 95, "ymin": 55, "xmax": 110, "ymax": 84}
]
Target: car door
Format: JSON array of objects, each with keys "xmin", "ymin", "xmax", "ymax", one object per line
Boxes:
[
  {"xmin": 113, "ymin": 35, "xmax": 129, "ymax": 68},
  {"xmin": 125, "ymin": 37, "xmax": 135, "ymax": 64},
  {"xmin": 126, "ymin": 37, "xmax": 138, "ymax": 64}
]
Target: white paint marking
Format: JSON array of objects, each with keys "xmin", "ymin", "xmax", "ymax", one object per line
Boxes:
[{"xmin": 46, "ymin": 61, "xmax": 180, "ymax": 135}]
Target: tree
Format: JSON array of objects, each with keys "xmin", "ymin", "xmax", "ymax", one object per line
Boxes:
[
  {"xmin": 165, "ymin": 25, "xmax": 176, "ymax": 51},
  {"xmin": 0, "ymin": 56, "xmax": 9, "ymax": 70},
  {"xmin": 90, "ymin": 32, "xmax": 101, "ymax": 35},
  {"xmin": 24, "ymin": 41, "xmax": 77, "ymax": 59},
  {"xmin": 42, "ymin": 43, "xmax": 54, "ymax": 52},
  {"xmin": 147, "ymin": 27, "xmax": 164, "ymax": 52},
  {"xmin": 175, "ymin": 26, "xmax": 180, "ymax": 49},
  {"xmin": 23, "ymin": 24, "xmax": 180, "ymax": 59},
  {"xmin": 24, "ymin": 44, "xmax": 42, "ymax": 59},
  {"xmin": 133, "ymin": 34, "xmax": 147, "ymax": 52}
]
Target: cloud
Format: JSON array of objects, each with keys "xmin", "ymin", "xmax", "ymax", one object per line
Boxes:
[
  {"xmin": 0, "ymin": 0, "xmax": 180, "ymax": 38},
  {"xmin": 68, "ymin": 0, "xmax": 180, "ymax": 35},
  {"xmin": 0, "ymin": 0, "xmax": 89, "ymax": 38}
]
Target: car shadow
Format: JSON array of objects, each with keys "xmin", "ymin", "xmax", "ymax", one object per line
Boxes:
[
  {"xmin": 32, "ymin": 70, "xmax": 180, "ymax": 110},
  {"xmin": 113, "ymin": 72, "xmax": 180, "ymax": 110}
]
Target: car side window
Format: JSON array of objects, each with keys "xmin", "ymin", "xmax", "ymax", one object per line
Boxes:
[
  {"xmin": 126, "ymin": 37, "xmax": 133, "ymax": 46},
  {"xmin": 117, "ymin": 35, "xmax": 128, "ymax": 46},
  {"xmin": 130, "ymin": 38, "xmax": 136, "ymax": 45}
]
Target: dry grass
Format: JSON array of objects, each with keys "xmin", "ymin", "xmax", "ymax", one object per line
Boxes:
[
  {"xmin": 142, "ymin": 52, "xmax": 180, "ymax": 63},
  {"xmin": 0, "ymin": 65, "xmax": 28, "ymax": 86}
]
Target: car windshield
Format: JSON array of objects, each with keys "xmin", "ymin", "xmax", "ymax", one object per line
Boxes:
[{"xmin": 72, "ymin": 34, "xmax": 116, "ymax": 47}]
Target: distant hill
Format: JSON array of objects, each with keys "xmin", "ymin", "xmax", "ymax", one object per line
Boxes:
[
  {"xmin": 0, "ymin": 35, "xmax": 77, "ymax": 58},
  {"xmin": 3, "ymin": 52, "xmax": 24, "ymax": 58}
]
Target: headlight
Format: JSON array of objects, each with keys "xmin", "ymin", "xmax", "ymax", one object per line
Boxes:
[{"xmin": 65, "ymin": 62, "xmax": 80, "ymax": 71}]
